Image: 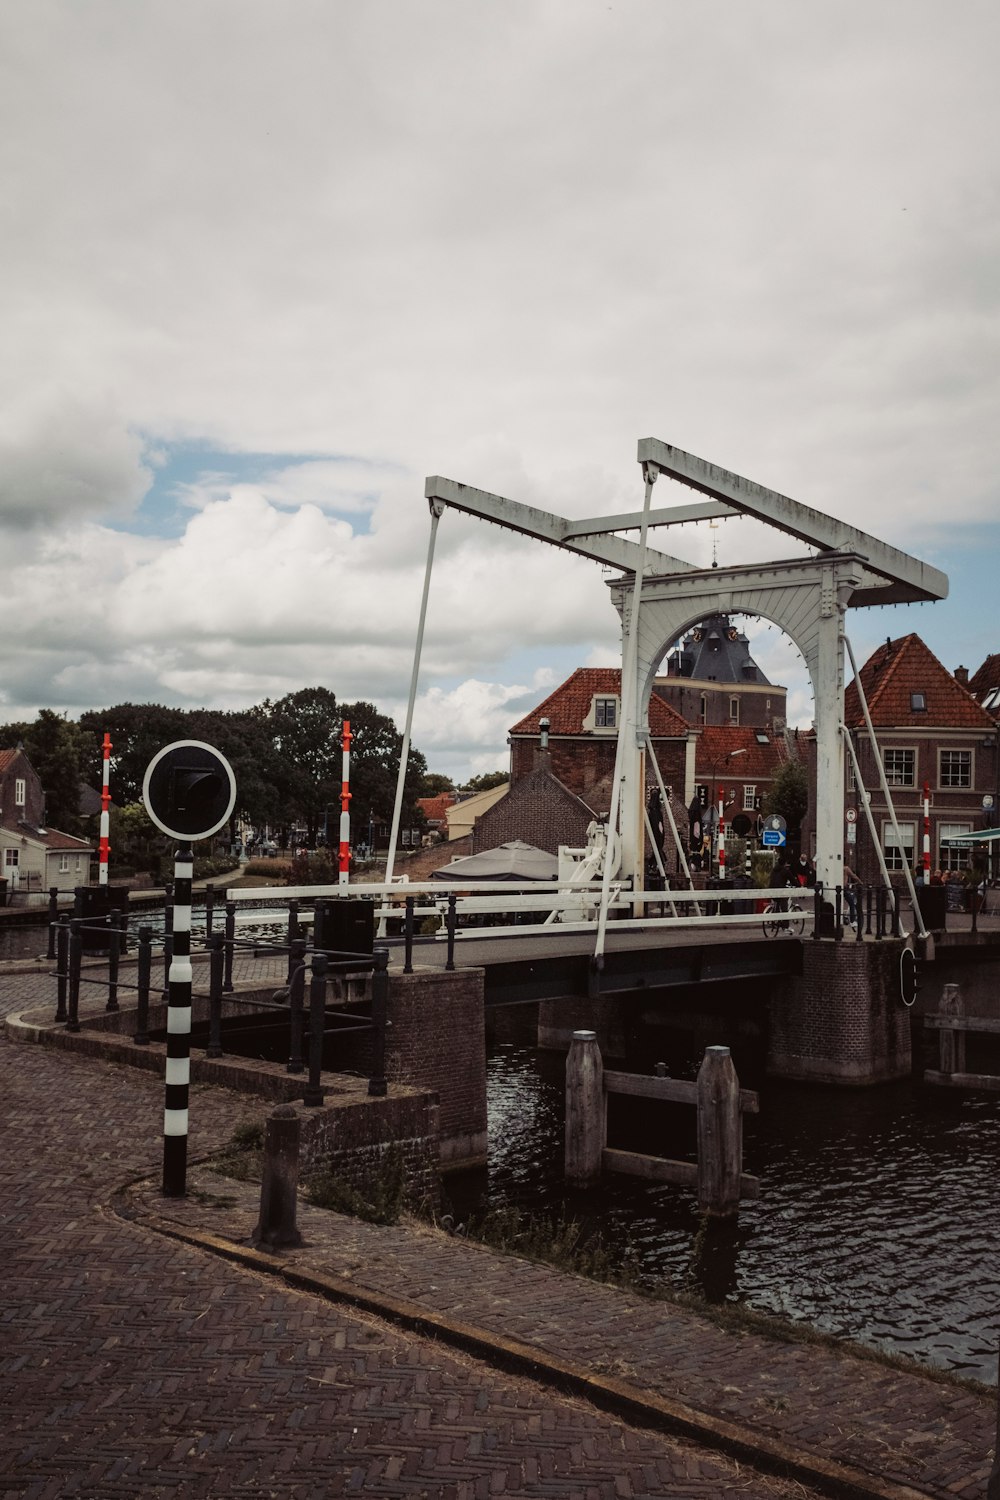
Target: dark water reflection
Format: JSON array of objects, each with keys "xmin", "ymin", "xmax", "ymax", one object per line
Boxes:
[{"xmin": 450, "ymin": 1018, "xmax": 1000, "ymax": 1383}]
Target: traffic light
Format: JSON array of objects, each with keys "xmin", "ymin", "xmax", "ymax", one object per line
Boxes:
[
  {"xmin": 900, "ymin": 947, "xmax": 921, "ymax": 1007},
  {"xmin": 168, "ymin": 765, "xmax": 225, "ymax": 825}
]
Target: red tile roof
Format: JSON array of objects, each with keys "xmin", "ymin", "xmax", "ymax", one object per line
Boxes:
[
  {"xmin": 417, "ymin": 793, "xmax": 455, "ymax": 825},
  {"xmin": 509, "ymin": 669, "xmax": 690, "ymax": 737},
  {"xmin": 0, "ymin": 748, "xmax": 20, "ymax": 774},
  {"xmin": 844, "ymin": 634, "xmax": 995, "ymax": 730},
  {"xmin": 968, "ymin": 653, "xmax": 1000, "ymax": 702},
  {"xmin": 695, "ymin": 724, "xmax": 788, "ymax": 781}
]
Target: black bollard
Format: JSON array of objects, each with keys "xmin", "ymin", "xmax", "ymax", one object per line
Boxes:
[
  {"xmin": 368, "ymin": 947, "xmax": 389, "ymax": 1098},
  {"xmin": 254, "ymin": 1104, "xmax": 304, "ymax": 1249},
  {"xmin": 135, "ymin": 925, "xmax": 152, "ymax": 1045}
]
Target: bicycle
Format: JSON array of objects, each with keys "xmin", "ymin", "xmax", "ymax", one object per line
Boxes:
[{"xmin": 762, "ymin": 895, "xmax": 805, "ymax": 938}]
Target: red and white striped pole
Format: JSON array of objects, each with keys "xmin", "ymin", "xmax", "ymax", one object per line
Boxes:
[
  {"xmin": 339, "ymin": 720, "xmax": 352, "ymax": 888},
  {"xmin": 717, "ymin": 788, "xmax": 726, "ymax": 879},
  {"xmin": 98, "ymin": 732, "xmax": 112, "ymax": 886},
  {"xmin": 923, "ymin": 780, "xmax": 931, "ymax": 878}
]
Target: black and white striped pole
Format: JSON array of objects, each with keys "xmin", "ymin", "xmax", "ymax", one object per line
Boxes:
[
  {"xmin": 164, "ymin": 841, "xmax": 194, "ymax": 1195},
  {"xmin": 143, "ymin": 739, "xmax": 237, "ymax": 1199}
]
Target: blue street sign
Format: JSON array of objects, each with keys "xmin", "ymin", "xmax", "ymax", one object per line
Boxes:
[{"xmin": 762, "ymin": 829, "xmax": 786, "ymax": 847}]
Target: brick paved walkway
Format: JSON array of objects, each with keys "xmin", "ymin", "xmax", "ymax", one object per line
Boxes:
[{"xmin": 1, "ymin": 963, "xmax": 996, "ymax": 1498}]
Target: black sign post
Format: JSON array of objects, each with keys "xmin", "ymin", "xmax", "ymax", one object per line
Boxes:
[{"xmin": 143, "ymin": 741, "xmax": 236, "ymax": 1197}]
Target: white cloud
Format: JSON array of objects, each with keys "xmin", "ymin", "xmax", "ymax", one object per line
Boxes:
[{"xmin": 1, "ymin": 0, "xmax": 997, "ymax": 773}]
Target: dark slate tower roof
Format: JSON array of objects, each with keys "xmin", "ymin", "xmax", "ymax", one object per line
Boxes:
[{"xmin": 661, "ymin": 615, "xmax": 773, "ymax": 687}]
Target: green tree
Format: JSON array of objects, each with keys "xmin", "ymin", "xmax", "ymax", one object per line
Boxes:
[
  {"xmin": 461, "ymin": 770, "xmax": 508, "ymax": 794},
  {"xmin": 419, "ymin": 772, "xmax": 455, "ymax": 797},
  {"xmin": 762, "ymin": 760, "xmax": 809, "ymax": 847},
  {"xmin": 79, "ymin": 703, "xmax": 190, "ymax": 806}
]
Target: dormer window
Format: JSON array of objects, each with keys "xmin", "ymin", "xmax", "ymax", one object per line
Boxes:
[
  {"xmin": 584, "ymin": 694, "xmax": 620, "ymax": 733},
  {"xmin": 911, "ymin": 692, "xmax": 927, "ymax": 712}
]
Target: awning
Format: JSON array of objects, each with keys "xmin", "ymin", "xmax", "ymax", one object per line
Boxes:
[
  {"xmin": 430, "ymin": 840, "xmax": 558, "ymax": 882},
  {"xmin": 941, "ymin": 828, "xmax": 1000, "ymax": 845}
]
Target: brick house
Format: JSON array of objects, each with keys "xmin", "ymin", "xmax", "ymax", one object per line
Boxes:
[
  {"xmin": 693, "ymin": 723, "xmax": 790, "ymax": 829},
  {"xmin": 963, "ymin": 653, "xmax": 1000, "ymax": 722},
  {"xmin": 812, "ymin": 634, "xmax": 999, "ymax": 882},
  {"xmin": 507, "ymin": 667, "xmax": 692, "ymax": 806},
  {"xmin": 0, "ymin": 747, "xmax": 95, "ymax": 901}
]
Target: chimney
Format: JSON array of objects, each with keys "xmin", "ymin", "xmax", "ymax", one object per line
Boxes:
[
  {"xmin": 539, "ymin": 717, "xmax": 550, "ymax": 750},
  {"xmin": 955, "ymin": 665, "xmax": 969, "ymax": 687}
]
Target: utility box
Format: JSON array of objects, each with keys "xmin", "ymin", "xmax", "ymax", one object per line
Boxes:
[
  {"xmin": 916, "ymin": 884, "xmax": 948, "ymax": 930},
  {"xmin": 313, "ymin": 897, "xmax": 375, "ymax": 956},
  {"xmin": 73, "ymin": 885, "xmax": 130, "ymax": 951}
]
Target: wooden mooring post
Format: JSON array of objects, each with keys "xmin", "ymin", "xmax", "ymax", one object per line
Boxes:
[
  {"xmin": 924, "ymin": 983, "xmax": 1000, "ymax": 1091},
  {"xmin": 565, "ymin": 1033, "xmax": 759, "ymax": 1216}
]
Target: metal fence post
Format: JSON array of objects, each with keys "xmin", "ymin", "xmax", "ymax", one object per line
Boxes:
[
  {"xmin": 206, "ymin": 932, "xmax": 224, "ymax": 1059},
  {"xmin": 303, "ymin": 953, "xmax": 327, "ymax": 1106},
  {"xmin": 286, "ymin": 901, "xmax": 300, "ymax": 980},
  {"xmin": 368, "ymin": 947, "xmax": 389, "ymax": 1097},
  {"xmin": 223, "ymin": 901, "xmax": 236, "ymax": 993},
  {"xmin": 446, "ymin": 891, "xmax": 457, "ymax": 971},
  {"xmin": 47, "ymin": 887, "xmax": 59, "ymax": 960},
  {"xmin": 204, "ymin": 884, "xmax": 216, "ymax": 945},
  {"xmin": 67, "ymin": 919, "xmax": 82, "ymax": 1033},
  {"xmin": 403, "ymin": 895, "xmax": 414, "ymax": 974},
  {"xmin": 287, "ymin": 939, "xmax": 307, "ymax": 1074},
  {"xmin": 162, "ymin": 884, "xmax": 174, "ymax": 1000},
  {"xmin": 106, "ymin": 908, "xmax": 121, "ymax": 1011},
  {"xmin": 54, "ymin": 913, "xmax": 69, "ymax": 1022},
  {"xmin": 135, "ymin": 925, "xmax": 152, "ymax": 1045}
]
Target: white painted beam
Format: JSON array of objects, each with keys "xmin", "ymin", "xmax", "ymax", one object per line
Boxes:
[
  {"xmin": 637, "ymin": 438, "xmax": 949, "ymax": 606},
  {"xmin": 424, "ymin": 476, "xmax": 692, "ymax": 575}
]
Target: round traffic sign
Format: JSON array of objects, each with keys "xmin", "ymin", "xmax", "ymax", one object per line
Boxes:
[
  {"xmin": 846, "ymin": 807, "xmax": 858, "ymax": 824},
  {"xmin": 143, "ymin": 740, "xmax": 237, "ymax": 842}
]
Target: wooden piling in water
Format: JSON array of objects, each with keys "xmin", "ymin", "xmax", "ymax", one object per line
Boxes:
[
  {"xmin": 565, "ymin": 1030, "xmax": 604, "ymax": 1186},
  {"xmin": 696, "ymin": 1045, "xmax": 743, "ymax": 1217},
  {"xmin": 938, "ymin": 983, "xmax": 965, "ymax": 1079}
]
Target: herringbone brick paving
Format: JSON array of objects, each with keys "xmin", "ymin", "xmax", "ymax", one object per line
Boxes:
[
  {"xmin": 2, "ymin": 958, "xmax": 996, "ymax": 1497},
  {"xmin": 0, "ymin": 992, "xmax": 819, "ymax": 1500}
]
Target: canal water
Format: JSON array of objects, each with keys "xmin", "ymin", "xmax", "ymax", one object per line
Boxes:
[
  {"xmin": 6, "ymin": 905, "xmax": 997, "ymax": 1382},
  {"xmin": 448, "ymin": 1009, "xmax": 1000, "ymax": 1384}
]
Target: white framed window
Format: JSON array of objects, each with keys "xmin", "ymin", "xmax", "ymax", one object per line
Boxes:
[
  {"xmin": 939, "ymin": 749, "xmax": 972, "ymax": 789},
  {"xmin": 939, "ymin": 823, "xmax": 972, "ymax": 872},
  {"xmin": 743, "ymin": 784, "xmax": 757, "ymax": 811},
  {"xmin": 729, "ymin": 696, "xmax": 740, "ymax": 725},
  {"xmin": 847, "ymin": 759, "xmax": 857, "ymax": 791},
  {"xmin": 75, "ymin": 856, "xmax": 83, "ymax": 873},
  {"xmin": 883, "ymin": 749, "xmax": 915, "ymax": 787},
  {"xmin": 15, "ymin": 777, "xmax": 26, "ymax": 806},
  {"xmin": 58, "ymin": 854, "xmax": 70, "ymax": 873},
  {"xmin": 595, "ymin": 696, "xmax": 617, "ymax": 728},
  {"xmin": 3, "ymin": 849, "xmax": 19, "ymax": 870},
  {"xmin": 883, "ymin": 821, "xmax": 915, "ymax": 872},
  {"xmin": 699, "ymin": 693, "xmax": 708, "ymax": 725}
]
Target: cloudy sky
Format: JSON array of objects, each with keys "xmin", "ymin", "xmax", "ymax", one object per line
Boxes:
[{"xmin": 2, "ymin": 0, "xmax": 997, "ymax": 781}]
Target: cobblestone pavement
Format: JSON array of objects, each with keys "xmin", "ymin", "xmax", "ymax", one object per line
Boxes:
[{"xmin": 1, "ymin": 962, "xmax": 996, "ymax": 1499}]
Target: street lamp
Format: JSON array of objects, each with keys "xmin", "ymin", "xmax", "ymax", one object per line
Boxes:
[{"xmin": 712, "ymin": 748, "xmax": 747, "ymax": 879}]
